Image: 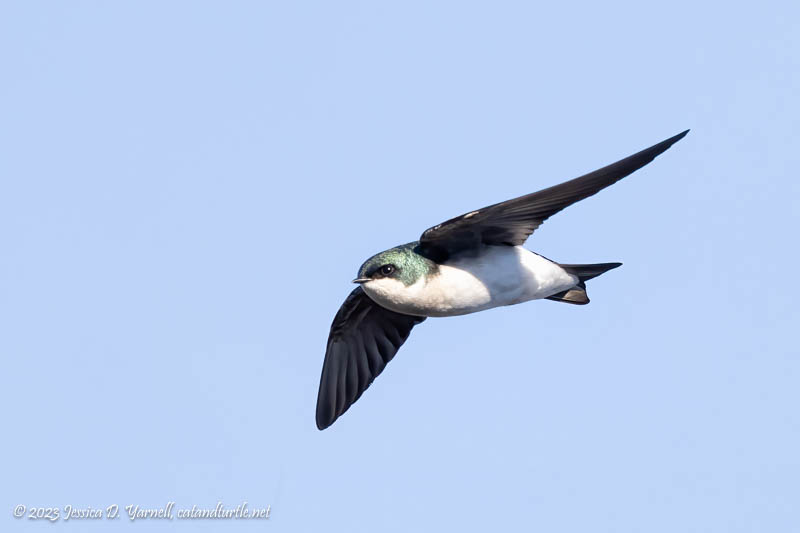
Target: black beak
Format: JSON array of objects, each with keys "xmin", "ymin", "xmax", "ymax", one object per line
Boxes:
[{"xmin": 352, "ymin": 278, "xmax": 370, "ymax": 284}]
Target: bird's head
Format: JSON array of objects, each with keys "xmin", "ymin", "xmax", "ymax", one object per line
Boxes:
[{"xmin": 353, "ymin": 242, "xmax": 435, "ymax": 299}]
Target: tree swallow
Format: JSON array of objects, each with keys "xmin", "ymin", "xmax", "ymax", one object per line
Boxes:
[{"xmin": 316, "ymin": 130, "xmax": 689, "ymax": 430}]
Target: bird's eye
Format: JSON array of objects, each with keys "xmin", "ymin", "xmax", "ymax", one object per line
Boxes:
[{"xmin": 380, "ymin": 264, "xmax": 395, "ymax": 276}]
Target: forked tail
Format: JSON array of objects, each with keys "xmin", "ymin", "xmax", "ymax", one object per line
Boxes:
[{"xmin": 546, "ymin": 262, "xmax": 622, "ymax": 305}]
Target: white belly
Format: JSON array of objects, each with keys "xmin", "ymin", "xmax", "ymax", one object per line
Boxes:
[{"xmin": 364, "ymin": 246, "xmax": 578, "ymax": 317}]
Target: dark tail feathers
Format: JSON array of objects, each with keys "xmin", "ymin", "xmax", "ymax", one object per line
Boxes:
[{"xmin": 546, "ymin": 262, "xmax": 622, "ymax": 305}]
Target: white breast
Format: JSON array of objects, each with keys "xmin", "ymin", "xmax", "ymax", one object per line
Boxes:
[{"xmin": 363, "ymin": 246, "xmax": 578, "ymax": 317}]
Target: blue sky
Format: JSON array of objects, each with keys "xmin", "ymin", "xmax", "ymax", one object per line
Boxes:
[{"xmin": 1, "ymin": 1, "xmax": 798, "ymax": 531}]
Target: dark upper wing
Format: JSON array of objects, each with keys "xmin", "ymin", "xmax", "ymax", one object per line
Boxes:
[
  {"xmin": 316, "ymin": 287, "xmax": 425, "ymax": 430},
  {"xmin": 418, "ymin": 130, "xmax": 689, "ymax": 261}
]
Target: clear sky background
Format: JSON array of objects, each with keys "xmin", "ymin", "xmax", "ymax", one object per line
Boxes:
[{"xmin": 2, "ymin": 2, "xmax": 798, "ymax": 532}]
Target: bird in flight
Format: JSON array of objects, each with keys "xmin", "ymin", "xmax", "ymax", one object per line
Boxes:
[{"xmin": 316, "ymin": 130, "xmax": 689, "ymax": 430}]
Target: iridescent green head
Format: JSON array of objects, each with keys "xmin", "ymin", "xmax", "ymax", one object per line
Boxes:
[{"xmin": 355, "ymin": 242, "xmax": 436, "ymax": 287}]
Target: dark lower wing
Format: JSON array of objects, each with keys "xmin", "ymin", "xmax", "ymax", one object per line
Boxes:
[{"xmin": 316, "ymin": 287, "xmax": 426, "ymax": 430}]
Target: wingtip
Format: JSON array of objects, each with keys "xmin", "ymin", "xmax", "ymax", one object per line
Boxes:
[
  {"xmin": 316, "ymin": 404, "xmax": 335, "ymax": 430},
  {"xmin": 316, "ymin": 414, "xmax": 333, "ymax": 431},
  {"xmin": 647, "ymin": 129, "xmax": 689, "ymax": 156},
  {"xmin": 672, "ymin": 129, "xmax": 690, "ymax": 142}
]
